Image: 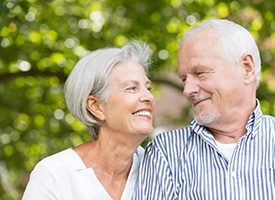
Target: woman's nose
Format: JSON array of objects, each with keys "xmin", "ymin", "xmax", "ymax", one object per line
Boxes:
[{"xmin": 140, "ymin": 88, "xmax": 155, "ymax": 103}]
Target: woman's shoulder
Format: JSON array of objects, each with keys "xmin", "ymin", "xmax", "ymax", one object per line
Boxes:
[{"xmin": 33, "ymin": 148, "xmax": 85, "ymax": 172}]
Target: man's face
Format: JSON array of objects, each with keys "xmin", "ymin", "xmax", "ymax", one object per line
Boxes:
[{"xmin": 178, "ymin": 31, "xmax": 246, "ymax": 126}]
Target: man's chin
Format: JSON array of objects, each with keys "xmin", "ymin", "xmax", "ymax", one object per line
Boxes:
[
  {"xmin": 194, "ymin": 112, "xmax": 220, "ymax": 126},
  {"xmin": 195, "ymin": 118, "xmax": 209, "ymax": 126}
]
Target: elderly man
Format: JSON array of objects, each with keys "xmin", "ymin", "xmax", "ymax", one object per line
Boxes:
[{"xmin": 133, "ymin": 19, "xmax": 275, "ymax": 200}]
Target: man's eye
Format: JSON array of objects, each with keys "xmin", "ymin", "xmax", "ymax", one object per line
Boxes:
[
  {"xmin": 126, "ymin": 86, "xmax": 137, "ymax": 91},
  {"xmin": 147, "ymin": 87, "xmax": 152, "ymax": 91},
  {"xmin": 180, "ymin": 77, "xmax": 186, "ymax": 83},
  {"xmin": 179, "ymin": 75, "xmax": 186, "ymax": 83}
]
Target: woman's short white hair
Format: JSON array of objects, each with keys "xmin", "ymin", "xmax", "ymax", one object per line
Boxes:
[
  {"xmin": 181, "ymin": 19, "xmax": 261, "ymax": 87},
  {"xmin": 64, "ymin": 40, "xmax": 151, "ymax": 139}
]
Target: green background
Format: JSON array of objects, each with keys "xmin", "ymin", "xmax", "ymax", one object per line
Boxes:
[{"xmin": 1, "ymin": 0, "xmax": 275, "ymax": 199}]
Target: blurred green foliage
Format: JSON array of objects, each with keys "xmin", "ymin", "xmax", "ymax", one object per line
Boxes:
[{"xmin": 1, "ymin": 0, "xmax": 275, "ymax": 199}]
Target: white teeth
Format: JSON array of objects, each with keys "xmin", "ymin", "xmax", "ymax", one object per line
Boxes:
[{"xmin": 133, "ymin": 111, "xmax": 150, "ymax": 117}]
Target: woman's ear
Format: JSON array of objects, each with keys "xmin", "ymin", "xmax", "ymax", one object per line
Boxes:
[
  {"xmin": 86, "ymin": 95, "xmax": 105, "ymax": 121},
  {"xmin": 242, "ymin": 53, "xmax": 256, "ymax": 85}
]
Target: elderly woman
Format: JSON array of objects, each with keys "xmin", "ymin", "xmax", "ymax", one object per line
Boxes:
[{"xmin": 22, "ymin": 40, "xmax": 155, "ymax": 200}]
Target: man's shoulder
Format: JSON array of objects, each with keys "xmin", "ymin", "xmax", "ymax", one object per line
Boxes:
[
  {"xmin": 144, "ymin": 126, "xmax": 195, "ymax": 163},
  {"xmin": 258, "ymin": 114, "xmax": 275, "ymax": 129},
  {"xmin": 156, "ymin": 125, "xmax": 193, "ymax": 139},
  {"xmin": 259, "ymin": 114, "xmax": 275, "ymax": 132},
  {"xmin": 149, "ymin": 125, "xmax": 194, "ymax": 149},
  {"xmin": 262, "ymin": 114, "xmax": 275, "ymax": 121}
]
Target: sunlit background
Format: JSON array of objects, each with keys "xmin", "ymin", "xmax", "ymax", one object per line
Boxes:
[{"xmin": 1, "ymin": 0, "xmax": 275, "ymax": 199}]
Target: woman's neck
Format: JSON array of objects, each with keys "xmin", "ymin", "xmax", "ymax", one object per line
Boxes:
[{"xmin": 73, "ymin": 135, "xmax": 139, "ymax": 200}]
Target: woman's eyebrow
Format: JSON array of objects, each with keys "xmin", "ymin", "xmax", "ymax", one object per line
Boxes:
[{"xmin": 123, "ymin": 80, "xmax": 151, "ymax": 85}]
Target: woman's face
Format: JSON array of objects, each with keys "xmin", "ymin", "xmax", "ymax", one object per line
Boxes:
[{"xmin": 100, "ymin": 61, "xmax": 155, "ymax": 138}]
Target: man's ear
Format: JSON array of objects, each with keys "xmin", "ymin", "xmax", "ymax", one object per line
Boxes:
[
  {"xmin": 86, "ymin": 95, "xmax": 105, "ymax": 121},
  {"xmin": 242, "ymin": 53, "xmax": 256, "ymax": 84}
]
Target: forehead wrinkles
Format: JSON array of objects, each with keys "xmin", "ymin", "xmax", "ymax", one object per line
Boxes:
[
  {"xmin": 179, "ymin": 30, "xmax": 220, "ymax": 56},
  {"xmin": 178, "ymin": 42, "xmax": 223, "ymax": 72}
]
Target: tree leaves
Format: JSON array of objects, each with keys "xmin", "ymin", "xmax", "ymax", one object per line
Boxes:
[{"xmin": 1, "ymin": 0, "xmax": 275, "ymax": 199}]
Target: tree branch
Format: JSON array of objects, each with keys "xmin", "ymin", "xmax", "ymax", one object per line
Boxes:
[
  {"xmin": 0, "ymin": 71, "xmax": 67, "ymax": 83},
  {"xmin": 0, "ymin": 71, "xmax": 183, "ymax": 91}
]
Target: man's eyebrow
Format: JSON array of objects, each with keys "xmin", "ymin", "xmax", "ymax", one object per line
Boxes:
[
  {"xmin": 178, "ymin": 64, "xmax": 213, "ymax": 78},
  {"xmin": 191, "ymin": 64, "xmax": 213, "ymax": 72}
]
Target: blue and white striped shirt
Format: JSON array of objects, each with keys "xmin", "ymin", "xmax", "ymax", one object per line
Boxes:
[{"xmin": 133, "ymin": 101, "xmax": 275, "ymax": 199}]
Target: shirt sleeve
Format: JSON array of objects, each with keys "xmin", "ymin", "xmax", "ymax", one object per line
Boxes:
[
  {"xmin": 22, "ymin": 162, "xmax": 61, "ymax": 200},
  {"xmin": 132, "ymin": 140, "xmax": 176, "ymax": 200}
]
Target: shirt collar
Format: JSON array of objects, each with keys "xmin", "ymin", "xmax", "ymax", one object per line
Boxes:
[{"xmin": 248, "ymin": 99, "xmax": 262, "ymax": 138}]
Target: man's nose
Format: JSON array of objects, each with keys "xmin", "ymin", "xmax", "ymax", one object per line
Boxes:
[{"xmin": 183, "ymin": 76, "xmax": 200, "ymax": 97}]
